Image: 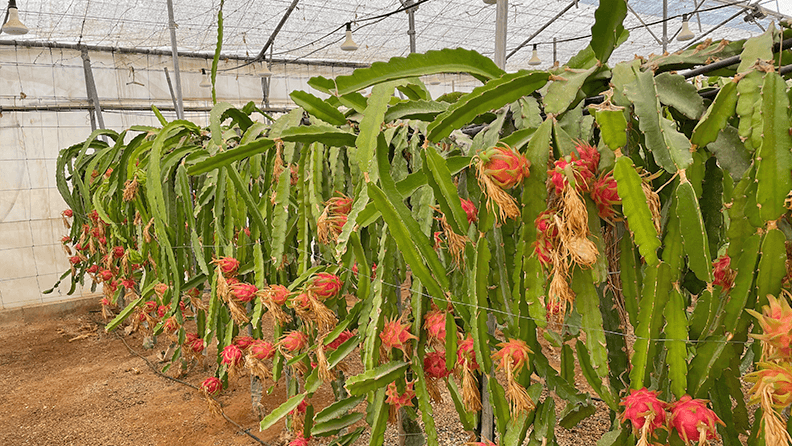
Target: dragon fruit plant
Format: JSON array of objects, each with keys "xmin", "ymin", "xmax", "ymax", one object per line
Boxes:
[{"xmin": 53, "ymin": 10, "xmax": 792, "ymax": 446}]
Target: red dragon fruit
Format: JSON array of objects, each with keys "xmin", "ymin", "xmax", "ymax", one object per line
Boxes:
[
  {"xmin": 268, "ymin": 284, "xmax": 291, "ymax": 305},
  {"xmin": 326, "ymin": 195, "xmax": 353, "ymax": 215},
  {"xmin": 86, "ymin": 264, "xmax": 99, "ymax": 274},
  {"xmin": 477, "ymin": 144, "xmax": 531, "ymax": 189},
  {"xmin": 200, "ymin": 377, "xmax": 223, "ymax": 396},
  {"xmin": 220, "ymin": 345, "xmax": 244, "ymax": 366},
  {"xmin": 162, "ymin": 316, "xmax": 180, "ymax": 333},
  {"xmin": 385, "ymin": 381, "xmax": 415, "ymax": 410},
  {"xmin": 590, "ymin": 172, "xmax": 620, "ymax": 220},
  {"xmin": 572, "ymin": 141, "xmax": 600, "ymax": 177},
  {"xmin": 185, "ymin": 333, "xmax": 204, "ymax": 353},
  {"xmin": 456, "ymin": 335, "xmax": 479, "ymax": 370},
  {"xmin": 280, "ymin": 331, "xmax": 309, "ymax": 353},
  {"xmin": 424, "ymin": 351, "xmax": 451, "ymax": 379},
  {"xmin": 212, "ymin": 256, "xmax": 240, "ymax": 276},
  {"xmin": 548, "ymin": 156, "xmax": 595, "ymax": 195},
  {"xmin": 712, "ymin": 255, "xmax": 735, "ymax": 289},
  {"xmin": 423, "ymin": 306, "xmax": 447, "ymax": 342},
  {"xmin": 121, "ymin": 277, "xmax": 136, "ymax": 289},
  {"xmin": 669, "ymin": 395, "xmax": 723, "ymax": 444},
  {"xmin": 380, "ymin": 316, "xmax": 418, "ymax": 356},
  {"xmin": 98, "ymin": 269, "xmax": 113, "ymax": 281},
  {"xmin": 112, "ymin": 246, "xmax": 125, "ymax": 259},
  {"xmin": 288, "ymin": 432, "xmax": 310, "ymax": 446},
  {"xmin": 232, "ymin": 335, "xmax": 255, "ymax": 350},
  {"xmin": 154, "ymin": 283, "xmax": 169, "ymax": 297},
  {"xmin": 619, "ymin": 388, "xmax": 667, "ymax": 433},
  {"xmin": 460, "ymin": 198, "xmax": 478, "ymax": 224},
  {"xmin": 535, "ymin": 209, "xmax": 559, "ymax": 239},
  {"xmin": 229, "ymin": 282, "xmax": 258, "ymax": 302},
  {"xmin": 143, "ymin": 300, "xmax": 157, "ymax": 313},
  {"xmin": 249, "ymin": 340, "xmax": 276, "ymax": 360},
  {"xmin": 62, "ymin": 209, "xmax": 73, "ymax": 218},
  {"xmin": 325, "ymin": 330, "xmax": 354, "ymax": 351},
  {"xmin": 307, "ymin": 272, "xmax": 342, "ymax": 300},
  {"xmin": 156, "ymin": 305, "xmax": 167, "ymax": 318},
  {"xmin": 533, "ymin": 238, "xmax": 555, "ymax": 270},
  {"xmin": 745, "ymin": 362, "xmax": 792, "ymax": 409}
]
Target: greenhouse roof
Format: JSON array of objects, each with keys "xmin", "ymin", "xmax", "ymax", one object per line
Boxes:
[{"xmin": 2, "ymin": 0, "xmax": 790, "ymax": 70}]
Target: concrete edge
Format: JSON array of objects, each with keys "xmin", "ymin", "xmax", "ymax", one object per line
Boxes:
[{"xmin": 0, "ymin": 295, "xmax": 102, "ymax": 325}]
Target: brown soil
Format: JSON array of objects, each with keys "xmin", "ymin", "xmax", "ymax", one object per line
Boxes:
[{"xmin": 0, "ymin": 305, "xmax": 611, "ymax": 446}]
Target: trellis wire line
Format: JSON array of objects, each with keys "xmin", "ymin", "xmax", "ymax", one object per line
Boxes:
[{"xmin": 292, "ymin": 244, "xmax": 758, "ymax": 347}]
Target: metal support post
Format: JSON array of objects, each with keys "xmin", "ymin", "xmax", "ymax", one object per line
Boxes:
[
  {"xmin": 404, "ymin": 0, "xmax": 417, "ymax": 53},
  {"xmin": 494, "ymin": 0, "xmax": 508, "ymax": 69},
  {"xmin": 662, "ymin": 0, "xmax": 668, "ymax": 53},
  {"xmin": 166, "ymin": 0, "xmax": 184, "ymax": 120},
  {"xmin": 80, "ymin": 48, "xmax": 105, "ymax": 131},
  {"xmin": 553, "ymin": 37, "xmax": 557, "ymax": 65},
  {"xmin": 163, "ymin": 67, "xmax": 180, "ymax": 114}
]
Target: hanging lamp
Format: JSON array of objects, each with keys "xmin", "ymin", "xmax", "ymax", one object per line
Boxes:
[
  {"xmin": 483, "ymin": 0, "xmax": 497, "ymax": 4},
  {"xmin": 1, "ymin": 0, "xmax": 28, "ymax": 35},
  {"xmin": 528, "ymin": 44, "xmax": 541, "ymax": 66},
  {"xmin": 199, "ymin": 69, "xmax": 212, "ymax": 88},
  {"xmin": 677, "ymin": 14, "xmax": 695, "ymax": 41},
  {"xmin": 256, "ymin": 62, "xmax": 272, "ymax": 77},
  {"xmin": 340, "ymin": 23, "xmax": 358, "ymax": 51},
  {"xmin": 427, "ymin": 74, "xmax": 441, "ymax": 85}
]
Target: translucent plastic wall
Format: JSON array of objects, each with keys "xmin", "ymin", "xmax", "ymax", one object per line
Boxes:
[{"xmin": 0, "ymin": 45, "xmax": 479, "ymax": 309}]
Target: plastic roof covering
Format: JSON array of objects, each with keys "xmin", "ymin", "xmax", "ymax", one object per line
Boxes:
[{"xmin": 2, "ymin": 0, "xmax": 790, "ymax": 70}]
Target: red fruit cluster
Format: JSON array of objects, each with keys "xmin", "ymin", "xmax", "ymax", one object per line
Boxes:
[
  {"xmin": 325, "ymin": 330, "xmax": 354, "ymax": 351},
  {"xmin": 620, "ymin": 388, "xmax": 667, "ymax": 432},
  {"xmin": 380, "ymin": 317, "xmax": 418, "ymax": 356},
  {"xmin": 456, "ymin": 335, "xmax": 479, "ymax": 371},
  {"xmin": 280, "ymin": 331, "xmax": 309, "ymax": 353},
  {"xmin": 479, "ymin": 145, "xmax": 531, "ymax": 189},
  {"xmin": 590, "ymin": 172, "xmax": 620, "ymax": 220},
  {"xmin": 424, "ymin": 351, "xmax": 451, "ymax": 379},
  {"xmin": 220, "ymin": 345, "xmax": 244, "ymax": 366},
  {"xmin": 423, "ymin": 306, "xmax": 446, "ymax": 342},
  {"xmin": 229, "ymin": 282, "xmax": 258, "ymax": 302},
  {"xmin": 492, "ymin": 338, "xmax": 531, "ymax": 372},
  {"xmin": 233, "ymin": 335, "xmax": 255, "ymax": 350},
  {"xmin": 619, "ymin": 389, "xmax": 723, "ymax": 444},
  {"xmin": 213, "ymin": 256, "xmax": 240, "ymax": 277},
  {"xmin": 747, "ymin": 294, "xmax": 792, "ymax": 359},
  {"xmin": 533, "ymin": 210, "xmax": 559, "ymax": 269},
  {"xmin": 249, "ymin": 340, "xmax": 276, "ymax": 360},
  {"xmin": 200, "ymin": 377, "xmax": 223, "ymax": 396},
  {"xmin": 549, "ymin": 142, "xmax": 600, "ymax": 193},
  {"xmin": 307, "ymin": 272, "xmax": 342, "ymax": 300},
  {"xmin": 185, "ymin": 333, "xmax": 205, "ymax": 354},
  {"xmin": 385, "ymin": 381, "xmax": 415, "ymax": 410}
]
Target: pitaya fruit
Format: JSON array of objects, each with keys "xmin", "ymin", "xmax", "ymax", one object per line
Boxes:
[
  {"xmin": 590, "ymin": 172, "xmax": 620, "ymax": 220},
  {"xmin": 249, "ymin": 340, "xmax": 276, "ymax": 360},
  {"xmin": 456, "ymin": 335, "xmax": 479, "ymax": 370},
  {"xmin": 325, "ymin": 330, "xmax": 354, "ymax": 351},
  {"xmin": 143, "ymin": 300, "xmax": 157, "ymax": 313},
  {"xmin": 308, "ymin": 272, "xmax": 342, "ymax": 300},
  {"xmin": 460, "ymin": 198, "xmax": 478, "ymax": 224},
  {"xmin": 492, "ymin": 338, "xmax": 531, "ymax": 372},
  {"xmin": 220, "ymin": 345, "xmax": 244, "ymax": 367},
  {"xmin": 280, "ymin": 331, "xmax": 309, "ymax": 353},
  {"xmin": 745, "ymin": 362, "xmax": 792, "ymax": 409},
  {"xmin": 232, "ymin": 335, "xmax": 255, "ymax": 350},
  {"xmin": 229, "ymin": 282, "xmax": 258, "ymax": 302},
  {"xmin": 619, "ymin": 388, "xmax": 667, "ymax": 433},
  {"xmin": 424, "ymin": 351, "xmax": 451, "ymax": 379},
  {"xmin": 326, "ymin": 195, "xmax": 353, "ymax": 215},
  {"xmin": 385, "ymin": 381, "xmax": 415, "ymax": 410},
  {"xmin": 112, "ymin": 246, "xmax": 125, "ymax": 259},
  {"xmin": 712, "ymin": 254, "xmax": 735, "ymax": 289},
  {"xmin": 477, "ymin": 144, "xmax": 531, "ymax": 189},
  {"xmin": 212, "ymin": 256, "xmax": 240, "ymax": 276},
  {"xmin": 267, "ymin": 284, "xmax": 291, "ymax": 306},
  {"xmin": 380, "ymin": 316, "xmax": 418, "ymax": 356},
  {"xmin": 669, "ymin": 395, "xmax": 723, "ymax": 444},
  {"xmin": 423, "ymin": 306, "xmax": 446, "ymax": 342},
  {"xmin": 98, "ymin": 269, "xmax": 113, "ymax": 282},
  {"xmin": 200, "ymin": 377, "xmax": 223, "ymax": 396}
]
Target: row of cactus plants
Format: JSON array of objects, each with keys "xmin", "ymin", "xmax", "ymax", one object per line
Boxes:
[{"xmin": 54, "ymin": 1, "xmax": 792, "ymax": 444}]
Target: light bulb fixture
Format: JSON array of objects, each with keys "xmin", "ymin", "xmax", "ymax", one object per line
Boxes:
[
  {"xmin": 483, "ymin": 0, "xmax": 497, "ymax": 4},
  {"xmin": 199, "ymin": 68, "xmax": 212, "ymax": 88},
  {"xmin": 256, "ymin": 62, "xmax": 272, "ymax": 78},
  {"xmin": 427, "ymin": 74, "xmax": 441, "ymax": 85},
  {"xmin": 677, "ymin": 14, "xmax": 695, "ymax": 41},
  {"xmin": 528, "ymin": 44, "xmax": 541, "ymax": 66},
  {"xmin": 2, "ymin": 0, "xmax": 29, "ymax": 35},
  {"xmin": 340, "ymin": 22, "xmax": 358, "ymax": 52}
]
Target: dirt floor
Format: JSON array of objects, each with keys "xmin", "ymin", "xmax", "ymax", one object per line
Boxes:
[{"xmin": 0, "ymin": 305, "xmax": 611, "ymax": 446}]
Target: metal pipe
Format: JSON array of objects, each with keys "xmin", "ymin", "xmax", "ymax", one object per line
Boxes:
[
  {"xmin": 80, "ymin": 48, "xmax": 105, "ymax": 131},
  {"xmin": 494, "ymin": 0, "xmax": 508, "ymax": 69},
  {"xmin": 166, "ymin": 0, "xmax": 184, "ymax": 120},
  {"xmin": 553, "ymin": 37, "xmax": 557, "ymax": 65},
  {"xmin": 254, "ymin": 0, "xmax": 300, "ymax": 62},
  {"xmin": 627, "ymin": 3, "xmax": 663, "ymax": 45},
  {"xmin": 663, "ymin": 0, "xmax": 668, "ymax": 53},
  {"xmin": 0, "ymin": 103, "xmax": 292, "ymax": 113},
  {"xmin": 506, "ymin": 0, "xmax": 575, "ymax": 61},
  {"xmin": 0, "ymin": 39, "xmax": 370, "ymax": 69},
  {"xmin": 163, "ymin": 67, "xmax": 179, "ymax": 113},
  {"xmin": 680, "ymin": 37, "xmax": 792, "ymax": 78},
  {"xmin": 404, "ymin": 0, "xmax": 417, "ymax": 53}
]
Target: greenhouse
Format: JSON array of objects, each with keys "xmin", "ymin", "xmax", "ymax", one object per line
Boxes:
[{"xmin": 2, "ymin": 0, "xmax": 792, "ymax": 444}]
